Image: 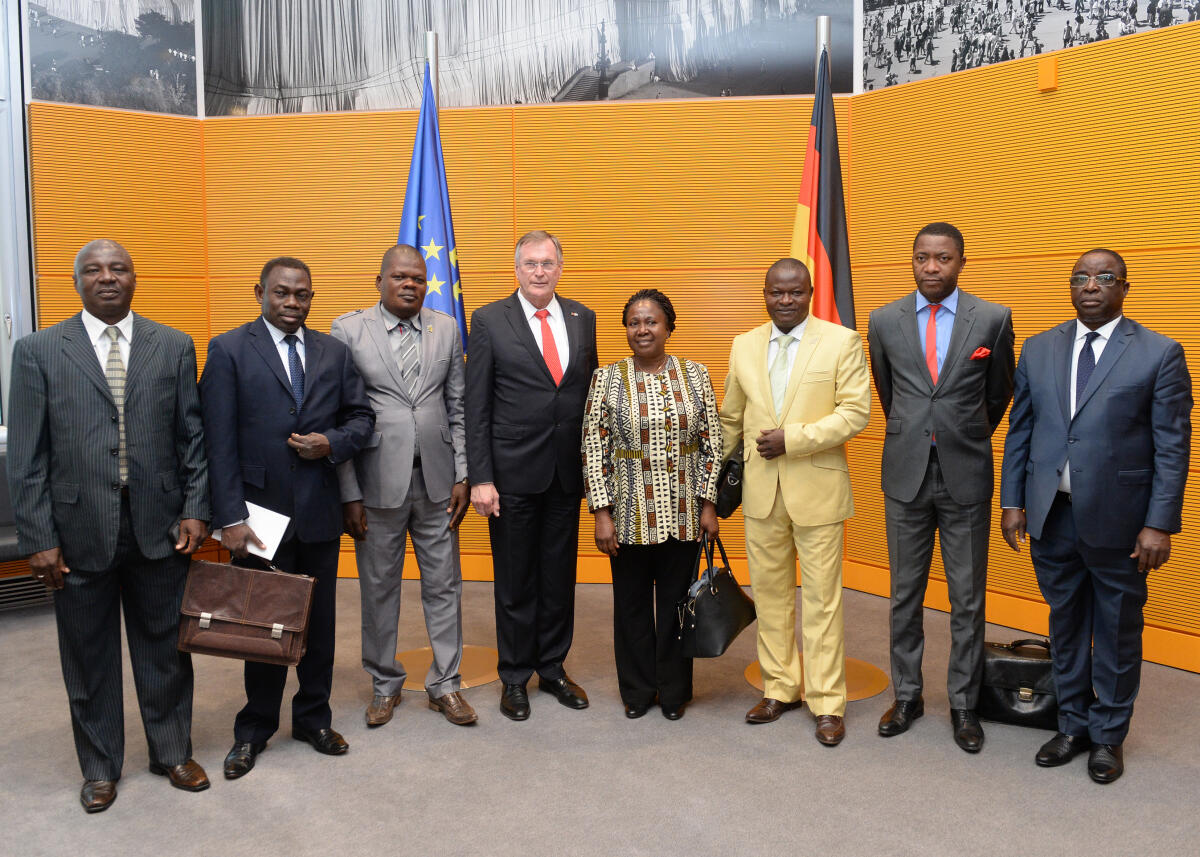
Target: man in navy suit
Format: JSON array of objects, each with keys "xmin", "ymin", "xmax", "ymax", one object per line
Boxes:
[
  {"xmin": 465, "ymin": 230, "xmax": 598, "ymax": 720},
  {"xmin": 200, "ymin": 257, "xmax": 374, "ymax": 778},
  {"xmin": 1000, "ymin": 249, "xmax": 1192, "ymax": 784}
]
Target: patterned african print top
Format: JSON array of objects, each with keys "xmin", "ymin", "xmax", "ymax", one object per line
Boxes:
[{"xmin": 582, "ymin": 356, "xmax": 722, "ymax": 545}]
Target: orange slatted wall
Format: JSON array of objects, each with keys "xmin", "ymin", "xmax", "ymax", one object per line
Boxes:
[{"xmin": 24, "ymin": 23, "xmax": 1200, "ymax": 670}]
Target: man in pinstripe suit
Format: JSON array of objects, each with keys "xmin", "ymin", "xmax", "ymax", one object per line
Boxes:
[{"xmin": 6, "ymin": 240, "xmax": 212, "ymax": 813}]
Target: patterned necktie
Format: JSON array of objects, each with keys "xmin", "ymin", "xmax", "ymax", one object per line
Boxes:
[
  {"xmin": 1074, "ymin": 331, "xmax": 1100, "ymax": 412},
  {"xmin": 535, "ymin": 308, "xmax": 563, "ymax": 385},
  {"xmin": 104, "ymin": 326, "xmax": 128, "ymax": 484},
  {"xmin": 397, "ymin": 319, "xmax": 420, "ymax": 396},
  {"xmin": 284, "ymin": 333, "xmax": 304, "ymax": 408},
  {"xmin": 769, "ymin": 334, "xmax": 795, "ymax": 416},
  {"xmin": 925, "ymin": 304, "xmax": 941, "ymax": 384}
]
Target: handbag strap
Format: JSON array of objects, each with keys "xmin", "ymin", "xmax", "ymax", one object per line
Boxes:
[{"xmin": 691, "ymin": 537, "xmax": 715, "ymax": 584}]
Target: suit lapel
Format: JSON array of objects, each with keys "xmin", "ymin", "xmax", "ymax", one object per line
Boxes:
[
  {"xmin": 780, "ymin": 320, "xmax": 820, "ymax": 419},
  {"xmin": 414, "ymin": 307, "xmax": 438, "ymax": 398},
  {"xmin": 61, "ymin": 314, "xmax": 113, "ymax": 402},
  {"xmin": 125, "ymin": 314, "xmax": 160, "ymax": 389},
  {"xmin": 1053, "ymin": 321, "xmax": 1074, "ymax": 424},
  {"xmin": 1074, "ymin": 318, "xmax": 1132, "ymax": 417},
  {"xmin": 301, "ymin": 329, "xmax": 325, "ymax": 407},
  {"xmin": 934, "ymin": 294, "xmax": 975, "ymax": 392},
  {"xmin": 365, "ymin": 304, "xmax": 408, "ymax": 397},
  {"xmin": 897, "ymin": 295, "xmax": 931, "ymax": 391},
  {"xmin": 752, "ymin": 323, "xmax": 775, "ymax": 420},
  {"xmin": 503, "ymin": 291, "xmax": 556, "ymax": 387},
  {"xmin": 249, "ymin": 317, "xmax": 295, "ymax": 399},
  {"xmin": 560, "ymin": 297, "xmax": 587, "ymax": 385}
]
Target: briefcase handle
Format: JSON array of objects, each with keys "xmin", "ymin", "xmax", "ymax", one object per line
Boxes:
[{"xmin": 1002, "ymin": 638, "xmax": 1051, "ymax": 653}]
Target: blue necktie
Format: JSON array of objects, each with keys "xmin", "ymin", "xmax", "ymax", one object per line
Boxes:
[
  {"xmin": 284, "ymin": 333, "xmax": 305, "ymax": 408},
  {"xmin": 1074, "ymin": 331, "xmax": 1099, "ymax": 410}
]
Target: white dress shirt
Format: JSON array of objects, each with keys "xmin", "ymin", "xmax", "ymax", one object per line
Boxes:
[
  {"xmin": 516, "ymin": 289, "xmax": 569, "ymax": 375},
  {"xmin": 262, "ymin": 316, "xmax": 306, "ymax": 376},
  {"xmin": 1058, "ymin": 315, "xmax": 1122, "ymax": 493},
  {"xmin": 766, "ymin": 316, "xmax": 809, "ymax": 386},
  {"xmin": 81, "ymin": 309, "xmax": 134, "ymax": 369}
]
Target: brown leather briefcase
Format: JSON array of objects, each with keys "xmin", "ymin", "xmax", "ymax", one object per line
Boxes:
[{"xmin": 178, "ymin": 559, "xmax": 315, "ymax": 667}]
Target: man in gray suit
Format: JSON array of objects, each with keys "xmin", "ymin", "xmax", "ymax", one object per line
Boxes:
[
  {"xmin": 867, "ymin": 222, "xmax": 1015, "ymax": 752},
  {"xmin": 331, "ymin": 244, "xmax": 473, "ymax": 727},
  {"xmin": 6, "ymin": 239, "xmax": 211, "ymax": 812}
]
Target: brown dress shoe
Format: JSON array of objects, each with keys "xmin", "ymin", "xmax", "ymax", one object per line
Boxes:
[
  {"xmin": 80, "ymin": 779, "xmax": 118, "ymax": 813},
  {"xmin": 365, "ymin": 693, "xmax": 402, "ymax": 727},
  {"xmin": 428, "ymin": 691, "xmax": 478, "ymax": 725},
  {"xmin": 149, "ymin": 759, "xmax": 210, "ymax": 792},
  {"xmin": 815, "ymin": 714, "xmax": 846, "ymax": 746},
  {"xmin": 745, "ymin": 697, "xmax": 804, "ymax": 724}
]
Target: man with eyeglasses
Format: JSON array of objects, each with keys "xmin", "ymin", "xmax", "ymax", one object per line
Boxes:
[
  {"xmin": 464, "ymin": 230, "xmax": 598, "ymax": 720},
  {"xmin": 1000, "ymin": 249, "xmax": 1192, "ymax": 784}
]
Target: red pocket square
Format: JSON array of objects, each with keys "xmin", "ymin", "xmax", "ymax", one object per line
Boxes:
[{"xmin": 970, "ymin": 347, "xmax": 991, "ymax": 360}]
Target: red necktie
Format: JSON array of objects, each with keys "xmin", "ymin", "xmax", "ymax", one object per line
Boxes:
[
  {"xmin": 535, "ymin": 308, "xmax": 563, "ymax": 386},
  {"xmin": 925, "ymin": 304, "xmax": 941, "ymax": 384}
]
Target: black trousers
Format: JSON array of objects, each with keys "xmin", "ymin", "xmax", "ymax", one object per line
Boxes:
[
  {"xmin": 54, "ymin": 493, "xmax": 194, "ymax": 780},
  {"xmin": 488, "ymin": 471, "xmax": 580, "ymax": 686},
  {"xmin": 610, "ymin": 538, "xmax": 698, "ymax": 708},
  {"xmin": 233, "ymin": 536, "xmax": 340, "ymax": 743}
]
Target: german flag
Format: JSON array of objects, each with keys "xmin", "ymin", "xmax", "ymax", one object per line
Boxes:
[{"xmin": 790, "ymin": 47, "xmax": 855, "ymax": 330}]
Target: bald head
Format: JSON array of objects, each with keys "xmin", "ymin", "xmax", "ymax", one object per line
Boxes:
[
  {"xmin": 377, "ymin": 244, "xmax": 428, "ymax": 319},
  {"xmin": 74, "ymin": 239, "xmax": 132, "ymax": 278},
  {"xmin": 380, "ymin": 243, "xmax": 424, "ymax": 275},
  {"xmin": 765, "ymin": 257, "xmax": 811, "ymax": 286}
]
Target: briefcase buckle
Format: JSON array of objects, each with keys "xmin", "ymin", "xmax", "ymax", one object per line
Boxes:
[
  {"xmin": 199, "ymin": 612, "xmax": 212, "ymax": 629},
  {"xmin": 1019, "ymin": 687, "xmax": 1034, "ymax": 702},
  {"xmin": 271, "ymin": 623, "xmax": 284, "ymax": 639}
]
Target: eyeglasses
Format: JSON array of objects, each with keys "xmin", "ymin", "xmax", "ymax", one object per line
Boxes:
[
  {"xmin": 1068, "ymin": 273, "xmax": 1124, "ymax": 289},
  {"xmin": 520, "ymin": 260, "xmax": 559, "ymax": 273}
]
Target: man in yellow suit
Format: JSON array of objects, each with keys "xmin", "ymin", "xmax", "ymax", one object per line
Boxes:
[{"xmin": 720, "ymin": 258, "xmax": 871, "ymax": 745}]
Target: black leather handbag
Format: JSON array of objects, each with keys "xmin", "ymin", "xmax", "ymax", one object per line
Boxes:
[
  {"xmin": 977, "ymin": 638, "xmax": 1058, "ymax": 730},
  {"xmin": 676, "ymin": 537, "xmax": 756, "ymax": 658},
  {"xmin": 714, "ymin": 443, "xmax": 743, "ymax": 519}
]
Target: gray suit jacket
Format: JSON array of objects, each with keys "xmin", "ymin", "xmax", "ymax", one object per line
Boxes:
[
  {"xmin": 331, "ymin": 304, "xmax": 467, "ymax": 507},
  {"xmin": 868, "ymin": 290, "xmax": 1015, "ymax": 505},
  {"xmin": 6, "ymin": 313, "xmax": 209, "ymax": 568}
]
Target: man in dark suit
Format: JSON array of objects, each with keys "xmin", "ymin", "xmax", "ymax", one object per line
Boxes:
[
  {"xmin": 331, "ymin": 245, "xmax": 473, "ymax": 728},
  {"xmin": 200, "ymin": 256, "xmax": 374, "ymax": 778},
  {"xmin": 465, "ymin": 230, "xmax": 598, "ymax": 720},
  {"xmin": 867, "ymin": 222, "xmax": 1015, "ymax": 753},
  {"xmin": 7, "ymin": 239, "xmax": 211, "ymax": 812},
  {"xmin": 1001, "ymin": 249, "xmax": 1191, "ymax": 784}
]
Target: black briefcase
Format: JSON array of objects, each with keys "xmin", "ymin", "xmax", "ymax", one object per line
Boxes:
[{"xmin": 977, "ymin": 638, "xmax": 1058, "ymax": 730}]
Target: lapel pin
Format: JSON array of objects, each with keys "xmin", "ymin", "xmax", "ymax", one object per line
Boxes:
[
  {"xmin": 570, "ymin": 311, "xmax": 579, "ymax": 317},
  {"xmin": 427, "ymin": 325, "xmax": 433, "ymax": 333}
]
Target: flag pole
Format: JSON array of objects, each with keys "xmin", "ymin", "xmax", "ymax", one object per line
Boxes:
[
  {"xmin": 815, "ymin": 14, "xmax": 831, "ymax": 79},
  {"xmin": 425, "ymin": 31, "xmax": 439, "ymax": 107}
]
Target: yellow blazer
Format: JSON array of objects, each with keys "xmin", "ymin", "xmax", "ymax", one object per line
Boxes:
[{"xmin": 720, "ymin": 317, "xmax": 871, "ymax": 526}]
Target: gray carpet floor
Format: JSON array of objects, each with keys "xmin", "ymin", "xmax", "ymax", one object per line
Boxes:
[{"xmin": 2, "ymin": 579, "xmax": 1198, "ymax": 857}]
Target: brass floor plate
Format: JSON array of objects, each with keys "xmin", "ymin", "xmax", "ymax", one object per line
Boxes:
[
  {"xmin": 399, "ymin": 645, "xmax": 499, "ymax": 691},
  {"xmin": 743, "ymin": 657, "xmax": 890, "ymax": 702}
]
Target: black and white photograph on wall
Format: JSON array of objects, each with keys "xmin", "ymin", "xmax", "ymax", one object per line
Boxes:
[
  {"xmin": 203, "ymin": 0, "xmax": 855, "ymax": 116},
  {"xmin": 27, "ymin": 1, "xmax": 197, "ymax": 115},
  {"xmin": 860, "ymin": 0, "xmax": 1197, "ymax": 91}
]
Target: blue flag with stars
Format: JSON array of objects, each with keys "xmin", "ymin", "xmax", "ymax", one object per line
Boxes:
[{"xmin": 399, "ymin": 62, "xmax": 467, "ymax": 348}]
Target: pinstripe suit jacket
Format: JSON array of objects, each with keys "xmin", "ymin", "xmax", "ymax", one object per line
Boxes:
[{"xmin": 6, "ymin": 312, "xmax": 210, "ymax": 569}]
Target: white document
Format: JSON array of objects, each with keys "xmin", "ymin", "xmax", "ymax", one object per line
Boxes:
[{"xmin": 212, "ymin": 502, "xmax": 290, "ymax": 561}]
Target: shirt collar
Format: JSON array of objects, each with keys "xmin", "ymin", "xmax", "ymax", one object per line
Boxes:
[
  {"xmin": 262, "ymin": 316, "xmax": 305, "ymax": 345},
  {"xmin": 81, "ymin": 308, "xmax": 135, "ymax": 345},
  {"xmin": 379, "ymin": 302, "xmax": 420, "ymax": 333},
  {"xmin": 915, "ymin": 287, "xmax": 959, "ymax": 314},
  {"xmin": 517, "ymin": 288, "xmax": 560, "ymax": 321},
  {"xmin": 1075, "ymin": 315, "xmax": 1122, "ymax": 343},
  {"xmin": 771, "ymin": 316, "xmax": 808, "ymax": 344}
]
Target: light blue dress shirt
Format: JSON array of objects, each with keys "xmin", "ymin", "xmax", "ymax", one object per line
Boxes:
[{"xmin": 915, "ymin": 287, "xmax": 958, "ymax": 377}]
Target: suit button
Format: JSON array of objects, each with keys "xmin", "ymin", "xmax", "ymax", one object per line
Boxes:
[
  {"xmin": 290, "ymin": 464, "xmax": 296, "ymax": 471},
  {"xmin": 111, "ymin": 483, "xmax": 120, "ymax": 491},
  {"xmin": 289, "ymin": 407, "xmax": 296, "ymax": 415},
  {"xmin": 111, "ymin": 448, "xmax": 118, "ymax": 455},
  {"xmin": 1068, "ymin": 438, "xmax": 1076, "ymax": 444},
  {"xmin": 111, "ymin": 415, "xmax": 118, "ymax": 422}
]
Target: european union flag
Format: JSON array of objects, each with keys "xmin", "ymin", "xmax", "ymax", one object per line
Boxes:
[{"xmin": 399, "ymin": 62, "xmax": 467, "ymax": 348}]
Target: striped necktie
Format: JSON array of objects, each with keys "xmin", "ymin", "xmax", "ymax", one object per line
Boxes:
[
  {"xmin": 283, "ymin": 333, "xmax": 305, "ymax": 408},
  {"xmin": 397, "ymin": 319, "xmax": 420, "ymax": 396},
  {"xmin": 104, "ymin": 326, "xmax": 128, "ymax": 484}
]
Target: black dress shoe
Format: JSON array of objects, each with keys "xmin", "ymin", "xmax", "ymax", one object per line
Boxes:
[
  {"xmin": 951, "ymin": 709, "xmax": 984, "ymax": 753},
  {"xmin": 661, "ymin": 703, "xmax": 686, "ymax": 721},
  {"xmin": 877, "ymin": 697, "xmax": 923, "ymax": 737},
  {"xmin": 1088, "ymin": 744, "xmax": 1124, "ymax": 784},
  {"xmin": 80, "ymin": 779, "xmax": 118, "ymax": 813},
  {"xmin": 1035, "ymin": 732, "xmax": 1092, "ymax": 767},
  {"xmin": 625, "ymin": 701, "xmax": 651, "ymax": 719},
  {"xmin": 500, "ymin": 683, "xmax": 531, "ymax": 721},
  {"xmin": 223, "ymin": 741, "xmax": 266, "ymax": 780},
  {"xmin": 538, "ymin": 675, "xmax": 589, "ymax": 709},
  {"xmin": 292, "ymin": 726, "xmax": 348, "ymax": 755}
]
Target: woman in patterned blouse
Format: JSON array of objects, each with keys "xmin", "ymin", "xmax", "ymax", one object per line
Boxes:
[{"xmin": 582, "ymin": 289, "xmax": 722, "ymax": 720}]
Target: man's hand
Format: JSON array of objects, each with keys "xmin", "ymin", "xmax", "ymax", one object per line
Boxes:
[
  {"xmin": 29, "ymin": 548, "xmax": 69, "ymax": 590},
  {"xmin": 220, "ymin": 523, "xmax": 266, "ymax": 559},
  {"xmin": 175, "ymin": 518, "xmax": 209, "ymax": 555},
  {"xmin": 471, "ymin": 483, "xmax": 501, "ymax": 517},
  {"xmin": 287, "ymin": 432, "xmax": 332, "ymax": 460},
  {"xmin": 699, "ymin": 500, "xmax": 719, "ymax": 540},
  {"xmin": 756, "ymin": 428, "xmax": 786, "ymax": 460},
  {"xmin": 1001, "ymin": 508, "xmax": 1027, "ymax": 552},
  {"xmin": 343, "ymin": 501, "xmax": 368, "ymax": 540},
  {"xmin": 593, "ymin": 508, "xmax": 619, "ymax": 557},
  {"xmin": 1131, "ymin": 527, "xmax": 1171, "ymax": 573},
  {"xmin": 447, "ymin": 481, "xmax": 470, "ymax": 530}
]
